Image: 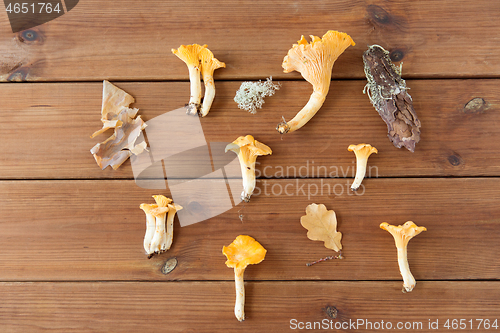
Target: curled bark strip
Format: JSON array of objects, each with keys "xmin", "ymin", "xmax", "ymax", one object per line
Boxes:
[{"xmin": 363, "ymin": 45, "xmax": 421, "ymax": 152}]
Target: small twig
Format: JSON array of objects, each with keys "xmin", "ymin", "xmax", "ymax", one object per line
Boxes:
[
  {"xmin": 306, "ymin": 251, "xmax": 343, "ymax": 266},
  {"xmin": 238, "ymin": 201, "xmax": 246, "ymax": 222}
]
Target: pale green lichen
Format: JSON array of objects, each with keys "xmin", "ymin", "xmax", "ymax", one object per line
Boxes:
[{"xmin": 234, "ymin": 77, "xmax": 280, "ymax": 114}]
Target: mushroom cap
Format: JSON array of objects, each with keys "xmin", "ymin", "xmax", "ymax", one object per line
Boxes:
[
  {"xmin": 348, "ymin": 143, "xmax": 378, "ymax": 157},
  {"xmin": 199, "ymin": 47, "xmax": 226, "ymax": 76},
  {"xmin": 152, "ymin": 195, "xmax": 173, "ymax": 208},
  {"xmin": 223, "ymin": 235, "xmax": 267, "ymax": 271},
  {"xmin": 150, "ymin": 206, "xmax": 169, "ymax": 218},
  {"xmin": 380, "ymin": 221, "xmax": 427, "ymax": 248},
  {"xmin": 139, "ymin": 203, "xmax": 158, "ymax": 214},
  {"xmin": 282, "ymin": 30, "xmax": 355, "ymax": 92},
  {"xmin": 172, "ymin": 44, "xmax": 207, "ymax": 67},
  {"xmin": 225, "ymin": 135, "xmax": 272, "ymax": 157},
  {"xmin": 167, "ymin": 203, "xmax": 184, "ymax": 213}
]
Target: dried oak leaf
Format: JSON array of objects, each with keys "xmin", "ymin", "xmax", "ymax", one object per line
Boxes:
[{"xmin": 300, "ymin": 203, "xmax": 342, "ymax": 252}]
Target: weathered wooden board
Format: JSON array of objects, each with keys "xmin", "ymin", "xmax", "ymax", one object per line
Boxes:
[
  {"xmin": 0, "ymin": 178, "xmax": 498, "ymax": 281},
  {"xmin": 1, "ymin": 0, "xmax": 500, "ymax": 81},
  {"xmin": 0, "ymin": 281, "xmax": 498, "ymax": 332},
  {"xmin": 0, "ymin": 80, "xmax": 498, "ymax": 179}
]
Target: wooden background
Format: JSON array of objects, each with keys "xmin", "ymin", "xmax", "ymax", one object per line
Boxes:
[{"xmin": 1, "ymin": 0, "xmax": 499, "ymax": 332}]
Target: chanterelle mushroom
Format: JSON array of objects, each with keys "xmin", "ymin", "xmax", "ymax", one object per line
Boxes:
[
  {"xmin": 164, "ymin": 203, "xmax": 183, "ymax": 251},
  {"xmin": 139, "ymin": 203, "xmax": 158, "ymax": 257},
  {"xmin": 380, "ymin": 221, "xmax": 427, "ymax": 293},
  {"xmin": 277, "ymin": 30, "xmax": 355, "ymax": 134},
  {"xmin": 199, "ymin": 47, "xmax": 225, "ymax": 117},
  {"xmin": 172, "ymin": 44, "xmax": 206, "ymax": 115},
  {"xmin": 225, "ymin": 135, "xmax": 272, "ymax": 202},
  {"xmin": 223, "ymin": 235, "xmax": 267, "ymax": 322},
  {"xmin": 348, "ymin": 143, "xmax": 378, "ymax": 191},
  {"xmin": 172, "ymin": 44, "xmax": 225, "ymax": 117},
  {"xmin": 149, "ymin": 195, "xmax": 172, "ymax": 256}
]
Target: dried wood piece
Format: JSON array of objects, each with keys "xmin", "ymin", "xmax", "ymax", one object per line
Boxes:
[
  {"xmin": 90, "ymin": 81, "xmax": 147, "ymax": 170},
  {"xmin": 90, "ymin": 109, "xmax": 147, "ymax": 170},
  {"xmin": 91, "ymin": 80, "xmax": 137, "ymax": 138},
  {"xmin": 363, "ymin": 45, "xmax": 421, "ymax": 152}
]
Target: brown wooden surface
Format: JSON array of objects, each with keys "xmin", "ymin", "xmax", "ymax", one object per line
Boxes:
[
  {"xmin": 1, "ymin": 79, "xmax": 499, "ymax": 179},
  {"xmin": 0, "ymin": 281, "xmax": 498, "ymax": 333},
  {"xmin": 1, "ymin": 1, "xmax": 500, "ymax": 81},
  {"xmin": 0, "ymin": 178, "xmax": 499, "ymax": 281},
  {"xmin": 1, "ymin": 0, "xmax": 500, "ymax": 331}
]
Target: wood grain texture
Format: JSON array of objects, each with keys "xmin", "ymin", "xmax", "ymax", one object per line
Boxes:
[
  {"xmin": 0, "ymin": 281, "xmax": 498, "ymax": 332},
  {"xmin": 1, "ymin": 80, "xmax": 499, "ymax": 179},
  {"xmin": 1, "ymin": 0, "xmax": 500, "ymax": 81},
  {"xmin": 0, "ymin": 178, "xmax": 498, "ymax": 281}
]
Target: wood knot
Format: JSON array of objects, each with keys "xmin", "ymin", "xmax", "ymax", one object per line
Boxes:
[
  {"xmin": 463, "ymin": 98, "xmax": 489, "ymax": 114},
  {"xmin": 7, "ymin": 67, "xmax": 30, "ymax": 82},
  {"xmin": 21, "ymin": 30, "xmax": 37, "ymax": 42},
  {"xmin": 17, "ymin": 28, "xmax": 44, "ymax": 44},
  {"xmin": 323, "ymin": 305, "xmax": 338, "ymax": 319},
  {"xmin": 389, "ymin": 49, "xmax": 404, "ymax": 62},
  {"xmin": 367, "ymin": 5, "xmax": 391, "ymax": 25},
  {"xmin": 187, "ymin": 201, "xmax": 203, "ymax": 214},
  {"xmin": 448, "ymin": 154, "xmax": 463, "ymax": 166},
  {"xmin": 161, "ymin": 257, "xmax": 178, "ymax": 275}
]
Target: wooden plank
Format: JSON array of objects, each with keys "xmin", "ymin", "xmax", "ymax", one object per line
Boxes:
[
  {"xmin": 0, "ymin": 281, "xmax": 498, "ymax": 332},
  {"xmin": 0, "ymin": 178, "xmax": 499, "ymax": 281},
  {"xmin": 1, "ymin": 0, "xmax": 500, "ymax": 81},
  {"xmin": 1, "ymin": 80, "xmax": 499, "ymax": 179}
]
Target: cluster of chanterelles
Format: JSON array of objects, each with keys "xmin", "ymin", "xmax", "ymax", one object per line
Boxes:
[
  {"xmin": 172, "ymin": 44, "xmax": 225, "ymax": 117},
  {"xmin": 140, "ymin": 195, "xmax": 183, "ymax": 258}
]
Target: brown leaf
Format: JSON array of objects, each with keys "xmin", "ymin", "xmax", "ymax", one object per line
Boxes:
[{"xmin": 300, "ymin": 203, "xmax": 342, "ymax": 252}]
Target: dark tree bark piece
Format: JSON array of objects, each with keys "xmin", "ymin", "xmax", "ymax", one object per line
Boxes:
[{"xmin": 363, "ymin": 45, "xmax": 421, "ymax": 152}]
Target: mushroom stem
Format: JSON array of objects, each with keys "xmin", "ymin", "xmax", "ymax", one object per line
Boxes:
[
  {"xmin": 164, "ymin": 209, "xmax": 175, "ymax": 251},
  {"xmin": 187, "ymin": 65, "xmax": 202, "ymax": 115},
  {"xmin": 352, "ymin": 155, "xmax": 368, "ymax": 191},
  {"xmin": 200, "ymin": 73, "xmax": 215, "ymax": 117},
  {"xmin": 277, "ymin": 89, "xmax": 327, "ymax": 134},
  {"xmin": 397, "ymin": 246, "xmax": 415, "ymax": 293},
  {"xmin": 348, "ymin": 144, "xmax": 378, "ymax": 191},
  {"xmin": 144, "ymin": 211, "xmax": 156, "ymax": 255},
  {"xmin": 150, "ymin": 213, "xmax": 168, "ymax": 253},
  {"xmin": 234, "ymin": 267, "xmax": 246, "ymax": 322},
  {"xmin": 225, "ymin": 135, "xmax": 272, "ymax": 203},
  {"xmin": 164, "ymin": 204, "xmax": 182, "ymax": 251},
  {"xmin": 238, "ymin": 154, "xmax": 257, "ymax": 203}
]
